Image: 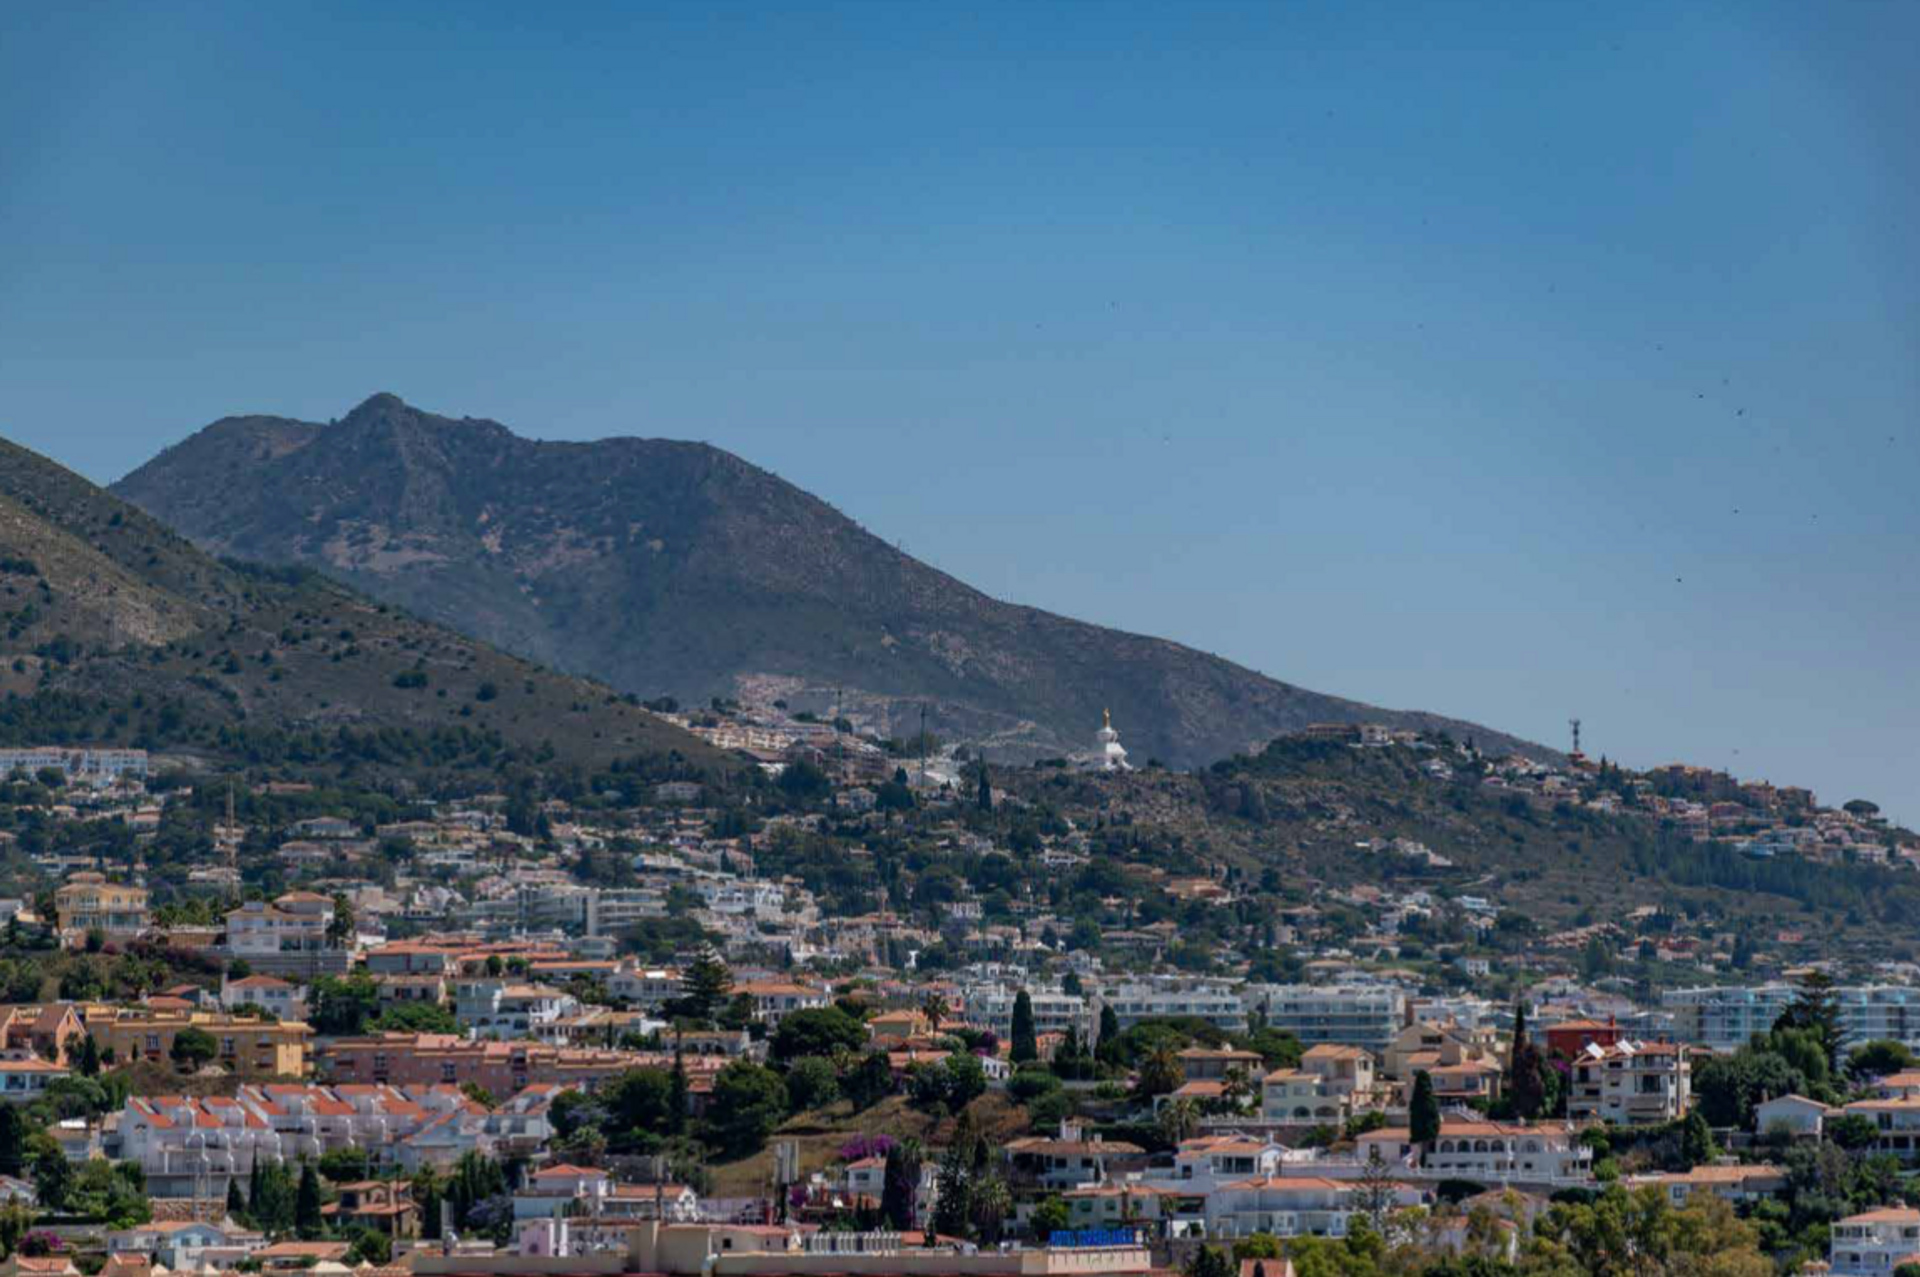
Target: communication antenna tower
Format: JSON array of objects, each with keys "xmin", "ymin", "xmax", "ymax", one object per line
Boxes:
[{"xmin": 1569, "ymin": 718, "xmax": 1583, "ymax": 756}]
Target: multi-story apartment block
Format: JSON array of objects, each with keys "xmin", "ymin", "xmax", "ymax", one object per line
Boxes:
[
  {"xmin": 1261, "ymin": 1044, "xmax": 1381, "ymax": 1122},
  {"xmin": 1246, "ymin": 984, "xmax": 1406, "ymax": 1053},
  {"xmin": 90, "ymin": 1010, "xmax": 311, "ymax": 1077},
  {"xmin": 1839, "ymin": 1096, "xmax": 1920, "ymax": 1161},
  {"xmin": 1566, "ymin": 1040, "xmax": 1692, "ymax": 1125},
  {"xmin": 607, "ymin": 967, "xmax": 682, "ymax": 1008},
  {"xmin": 1162, "ymin": 1135, "xmax": 1289, "ymax": 1189},
  {"xmin": 1002, "ymin": 1127, "xmax": 1150, "ymax": 1191},
  {"xmin": 732, "ymin": 980, "xmax": 829, "ymax": 1027},
  {"xmin": 220, "ymin": 974, "xmax": 309, "ymax": 1022},
  {"xmin": 0, "ymin": 1051, "xmax": 71, "ymax": 1101},
  {"xmin": 1831, "ymin": 1208, "xmax": 1920, "ymax": 1275},
  {"xmin": 0, "ymin": 747, "xmax": 148, "ymax": 785},
  {"xmin": 1359, "ymin": 1121, "xmax": 1592, "ymax": 1183},
  {"xmin": 1101, "ymin": 978, "xmax": 1248, "ymax": 1035},
  {"xmin": 54, "ymin": 872, "xmax": 149, "ymax": 942},
  {"xmin": 964, "ymin": 985, "xmax": 1092, "ymax": 1042},
  {"xmin": 223, "ymin": 894, "xmax": 349, "ymax": 977},
  {"xmin": 1204, "ymin": 1175, "xmax": 1426, "ymax": 1240},
  {"xmin": 1176, "ymin": 1047, "xmax": 1267, "ymax": 1082},
  {"xmin": 452, "ymin": 979, "xmax": 579, "ymax": 1041},
  {"xmin": 320, "ymin": 1032, "xmax": 649, "ymax": 1095},
  {"xmin": 119, "ymin": 1084, "xmax": 490, "ymax": 1195},
  {"xmin": 1665, "ymin": 985, "xmax": 1920, "ymax": 1051}
]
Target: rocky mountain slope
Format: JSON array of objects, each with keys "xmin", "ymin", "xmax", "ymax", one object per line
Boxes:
[
  {"xmin": 115, "ymin": 394, "xmax": 1550, "ymax": 767},
  {"xmin": 0, "ymin": 434, "xmax": 722, "ymax": 774}
]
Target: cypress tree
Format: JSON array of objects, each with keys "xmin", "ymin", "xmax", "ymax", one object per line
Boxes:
[
  {"xmin": 247, "ymin": 1160, "xmax": 265, "ymax": 1225},
  {"xmin": 880, "ymin": 1138, "xmax": 922, "ymax": 1231},
  {"xmin": 225, "ymin": 1174, "xmax": 246, "ymax": 1221},
  {"xmin": 295, "ymin": 1161, "xmax": 324, "ymax": 1238},
  {"xmin": 0, "ymin": 1108, "xmax": 24, "ymax": 1178},
  {"xmin": 977, "ymin": 766, "xmax": 992, "ymax": 813},
  {"xmin": 1410, "ymin": 1070, "xmax": 1441, "ymax": 1148},
  {"xmin": 668, "ymin": 1046, "xmax": 689, "ymax": 1134},
  {"xmin": 1010, "ymin": 990, "xmax": 1037, "ymax": 1065}
]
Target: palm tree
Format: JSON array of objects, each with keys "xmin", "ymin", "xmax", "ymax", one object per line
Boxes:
[
  {"xmin": 969, "ymin": 1174, "xmax": 1012, "ymax": 1244},
  {"xmin": 1222, "ymin": 1065, "xmax": 1257, "ymax": 1114},
  {"xmin": 1156, "ymin": 1097, "xmax": 1200, "ymax": 1147},
  {"xmin": 921, "ymin": 992, "xmax": 951, "ymax": 1035}
]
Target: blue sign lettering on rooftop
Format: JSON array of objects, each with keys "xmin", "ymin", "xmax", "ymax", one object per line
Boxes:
[{"xmin": 1050, "ymin": 1229, "xmax": 1139, "ymax": 1248}]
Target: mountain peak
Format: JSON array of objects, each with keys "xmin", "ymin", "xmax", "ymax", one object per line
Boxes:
[
  {"xmin": 344, "ymin": 391, "xmax": 409, "ymax": 420},
  {"xmin": 113, "ymin": 398, "xmax": 1552, "ymax": 767}
]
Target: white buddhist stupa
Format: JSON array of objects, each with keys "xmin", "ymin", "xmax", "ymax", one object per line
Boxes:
[{"xmin": 1092, "ymin": 707, "xmax": 1131, "ymax": 772}]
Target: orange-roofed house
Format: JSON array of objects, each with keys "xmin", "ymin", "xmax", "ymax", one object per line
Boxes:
[
  {"xmin": 0, "ymin": 1052, "xmax": 68, "ymax": 1100},
  {"xmin": 1545, "ymin": 1017, "xmax": 1625, "ymax": 1059},
  {"xmin": 1566, "ymin": 1040, "xmax": 1692, "ymax": 1125},
  {"xmin": 1359, "ymin": 1120, "xmax": 1592, "ymax": 1181},
  {"xmin": 0, "ymin": 1255, "xmax": 79, "ymax": 1277},
  {"xmin": 1624, "ymin": 1162, "xmax": 1788, "ymax": 1207},
  {"xmin": 732, "ymin": 980, "xmax": 829, "ymax": 1027},
  {"xmin": 254, "ymin": 1241, "xmax": 351, "ymax": 1270},
  {"xmin": 1831, "ymin": 1207, "xmax": 1920, "ymax": 1275},
  {"xmin": 1168, "ymin": 1135, "xmax": 1288, "ymax": 1187},
  {"xmin": 1003, "ymin": 1125, "xmax": 1149, "ymax": 1191},
  {"xmin": 1203, "ymin": 1175, "xmax": 1426, "ymax": 1239},
  {"xmin": 0, "ymin": 1004, "xmax": 87, "ymax": 1064},
  {"xmin": 321, "ymin": 1180, "xmax": 418, "ymax": 1237},
  {"xmin": 52, "ymin": 872, "xmax": 148, "ymax": 946},
  {"xmin": 221, "ymin": 973, "xmax": 308, "ymax": 1021}
]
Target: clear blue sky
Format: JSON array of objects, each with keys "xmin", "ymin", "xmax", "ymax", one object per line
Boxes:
[{"xmin": 3, "ymin": 1, "xmax": 1915, "ymax": 818}]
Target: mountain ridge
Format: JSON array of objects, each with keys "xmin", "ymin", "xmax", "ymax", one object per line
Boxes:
[
  {"xmin": 0, "ymin": 430, "xmax": 725, "ymax": 775},
  {"xmin": 115, "ymin": 394, "xmax": 1555, "ymax": 768}
]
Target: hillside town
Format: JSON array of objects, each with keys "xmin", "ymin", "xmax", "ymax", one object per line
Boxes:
[{"xmin": 0, "ymin": 709, "xmax": 1913, "ymax": 1277}]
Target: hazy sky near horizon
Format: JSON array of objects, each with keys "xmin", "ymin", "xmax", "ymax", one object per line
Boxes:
[{"xmin": 2, "ymin": 1, "xmax": 1916, "ymax": 818}]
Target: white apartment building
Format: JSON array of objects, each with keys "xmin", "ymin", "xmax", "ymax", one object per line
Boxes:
[
  {"xmin": 453, "ymin": 979, "xmax": 579, "ymax": 1041},
  {"xmin": 732, "ymin": 980, "xmax": 829, "ymax": 1027},
  {"xmin": 120, "ymin": 1085, "xmax": 489, "ymax": 1195},
  {"xmin": 0, "ymin": 747, "xmax": 149, "ymax": 785},
  {"xmin": 1831, "ymin": 1208, "xmax": 1920, "ymax": 1275},
  {"xmin": 1566, "ymin": 1040, "xmax": 1692, "ymax": 1125},
  {"xmin": 1101, "ymin": 978, "xmax": 1248, "ymax": 1034},
  {"xmin": 1665, "ymin": 984, "xmax": 1920, "ymax": 1051},
  {"xmin": 698, "ymin": 879, "xmax": 788, "ymax": 919},
  {"xmin": 1247, "ymin": 984, "xmax": 1407, "ymax": 1053},
  {"xmin": 225, "ymin": 895, "xmax": 333, "ymax": 958},
  {"xmin": 1359, "ymin": 1121, "xmax": 1592, "ymax": 1184},
  {"xmin": 220, "ymin": 975, "xmax": 308, "ymax": 1022},
  {"xmin": 585, "ymin": 889, "xmax": 667, "ymax": 935},
  {"xmin": 1262, "ymin": 1045, "xmax": 1380, "ymax": 1122},
  {"xmin": 608, "ymin": 967, "xmax": 683, "ymax": 1008},
  {"xmin": 1839, "ymin": 1096, "xmax": 1920, "ymax": 1161},
  {"xmin": 1153, "ymin": 1135, "xmax": 1289, "ymax": 1193},
  {"xmin": 963, "ymin": 984, "xmax": 1092, "ymax": 1041},
  {"xmin": 1204, "ymin": 1175, "xmax": 1426, "ymax": 1240}
]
